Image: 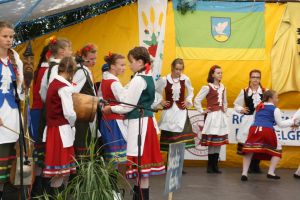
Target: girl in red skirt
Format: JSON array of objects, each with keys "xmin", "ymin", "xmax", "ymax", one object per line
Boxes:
[
  {"xmin": 102, "ymin": 47, "xmax": 165, "ymax": 200},
  {"xmin": 43, "ymin": 57, "xmax": 77, "ymax": 191},
  {"xmin": 241, "ymin": 90, "xmax": 295, "ymax": 181}
]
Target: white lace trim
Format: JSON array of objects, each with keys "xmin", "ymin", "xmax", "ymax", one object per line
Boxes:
[
  {"xmin": 209, "ymin": 83, "xmax": 224, "ymax": 106},
  {"xmin": 247, "ymin": 87, "xmax": 263, "ymax": 108},
  {"xmin": 0, "ymin": 66, "xmax": 12, "ymax": 94},
  {"xmin": 166, "ymin": 74, "xmax": 187, "ymax": 101}
]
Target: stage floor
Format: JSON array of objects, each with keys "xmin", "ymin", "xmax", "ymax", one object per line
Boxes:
[{"xmin": 124, "ymin": 167, "xmax": 300, "ymax": 200}]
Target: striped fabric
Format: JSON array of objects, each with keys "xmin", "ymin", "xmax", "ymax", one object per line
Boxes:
[
  {"xmin": 200, "ymin": 134, "xmax": 229, "ymax": 146},
  {"xmin": 160, "ymin": 130, "xmax": 196, "ymax": 152},
  {"xmin": 0, "ymin": 143, "xmax": 16, "ymax": 183}
]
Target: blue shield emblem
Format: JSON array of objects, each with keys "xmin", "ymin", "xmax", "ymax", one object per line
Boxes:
[{"xmin": 211, "ymin": 17, "xmax": 231, "ymax": 42}]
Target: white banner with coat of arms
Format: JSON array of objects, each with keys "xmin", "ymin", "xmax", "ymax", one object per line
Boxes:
[{"xmin": 138, "ymin": 0, "xmax": 168, "ymax": 81}]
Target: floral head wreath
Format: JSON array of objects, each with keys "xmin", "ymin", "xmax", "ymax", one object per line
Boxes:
[
  {"xmin": 44, "ymin": 36, "xmax": 57, "ymax": 59},
  {"xmin": 83, "ymin": 44, "xmax": 95, "ymax": 54},
  {"xmin": 108, "ymin": 51, "xmax": 113, "ymax": 58},
  {"xmin": 45, "ymin": 35, "xmax": 56, "ymax": 46},
  {"xmin": 49, "ymin": 36, "xmax": 57, "ymax": 45}
]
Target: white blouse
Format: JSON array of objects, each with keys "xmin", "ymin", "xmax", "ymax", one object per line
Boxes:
[
  {"xmin": 72, "ymin": 64, "xmax": 95, "ymax": 95},
  {"xmin": 254, "ymin": 103, "xmax": 294, "ymax": 128},
  {"xmin": 101, "ymin": 71, "xmax": 125, "ymax": 101},
  {"xmin": 0, "ymin": 49, "xmax": 24, "ymax": 144},
  {"xmin": 39, "ymin": 58, "xmax": 61, "ymax": 102},
  {"xmin": 234, "ymin": 87, "xmax": 264, "ymax": 113},
  {"xmin": 155, "ymin": 74, "xmax": 194, "ymax": 107},
  {"xmin": 194, "ymin": 83, "xmax": 227, "ymax": 114},
  {"xmin": 43, "ymin": 75, "xmax": 77, "ymax": 148},
  {"xmin": 111, "ymin": 72, "xmax": 157, "ymax": 114}
]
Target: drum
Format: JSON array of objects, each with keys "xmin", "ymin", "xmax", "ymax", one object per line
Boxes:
[
  {"xmin": 72, "ymin": 93, "xmax": 98, "ymax": 122},
  {"xmin": 10, "ymin": 157, "xmax": 34, "ymax": 186}
]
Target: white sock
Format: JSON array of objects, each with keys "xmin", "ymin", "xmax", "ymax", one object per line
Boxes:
[
  {"xmin": 268, "ymin": 156, "xmax": 281, "ymax": 175},
  {"xmin": 208, "ymin": 146, "xmax": 214, "ymax": 154},
  {"xmin": 242, "ymin": 153, "xmax": 253, "ymax": 176},
  {"xmin": 50, "ymin": 176, "xmax": 64, "ymax": 188},
  {"xmin": 295, "ymin": 165, "xmax": 300, "ymax": 175}
]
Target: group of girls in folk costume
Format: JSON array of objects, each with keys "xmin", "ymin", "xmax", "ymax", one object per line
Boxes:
[
  {"xmin": 0, "ymin": 21, "xmax": 24, "ymax": 199},
  {"xmin": 241, "ymin": 90, "xmax": 297, "ymax": 181},
  {"xmin": 72, "ymin": 44, "xmax": 98, "ymax": 160},
  {"xmin": 194, "ymin": 65, "xmax": 229, "ymax": 173},
  {"xmin": 98, "ymin": 53, "xmax": 127, "ymax": 164},
  {"xmin": 1, "ymin": 20, "xmax": 299, "ymax": 200},
  {"xmin": 102, "ymin": 47, "xmax": 165, "ymax": 200},
  {"xmin": 234, "ymin": 69, "xmax": 266, "ymax": 173},
  {"xmin": 156, "ymin": 58, "xmax": 196, "ymax": 155}
]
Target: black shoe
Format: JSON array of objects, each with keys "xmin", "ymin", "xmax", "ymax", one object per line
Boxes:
[
  {"xmin": 141, "ymin": 188, "xmax": 149, "ymax": 200},
  {"xmin": 207, "ymin": 154, "xmax": 214, "ymax": 173},
  {"xmin": 212, "ymin": 153, "xmax": 222, "ymax": 174},
  {"xmin": 41, "ymin": 177, "xmax": 52, "ymax": 195},
  {"xmin": 267, "ymin": 174, "xmax": 280, "ymax": 179},
  {"xmin": 249, "ymin": 159, "xmax": 262, "ymax": 174},
  {"xmin": 31, "ymin": 176, "xmax": 43, "ymax": 197},
  {"xmin": 293, "ymin": 174, "xmax": 300, "ymax": 179},
  {"xmin": 132, "ymin": 185, "xmax": 139, "ymax": 200},
  {"xmin": 241, "ymin": 175, "xmax": 248, "ymax": 181},
  {"xmin": 182, "ymin": 170, "xmax": 187, "ymax": 175}
]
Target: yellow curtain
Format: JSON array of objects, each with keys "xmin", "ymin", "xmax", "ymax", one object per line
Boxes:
[
  {"xmin": 271, "ymin": 3, "xmax": 300, "ymax": 94},
  {"xmin": 15, "ymin": 2, "xmax": 300, "ymax": 168},
  {"xmin": 15, "ymin": 4, "xmax": 140, "ymax": 86}
]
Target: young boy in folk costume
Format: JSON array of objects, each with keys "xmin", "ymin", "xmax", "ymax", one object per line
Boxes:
[
  {"xmin": 194, "ymin": 65, "xmax": 229, "ymax": 174},
  {"xmin": 156, "ymin": 58, "xmax": 195, "ymax": 173},
  {"xmin": 241, "ymin": 90, "xmax": 295, "ymax": 181},
  {"xmin": 43, "ymin": 57, "xmax": 77, "ymax": 192},
  {"xmin": 102, "ymin": 47, "xmax": 165, "ymax": 200},
  {"xmin": 72, "ymin": 44, "xmax": 98, "ymax": 160},
  {"xmin": 234, "ymin": 69, "xmax": 266, "ymax": 173},
  {"xmin": 0, "ymin": 21, "xmax": 24, "ymax": 198},
  {"xmin": 99, "ymin": 52, "xmax": 127, "ymax": 164}
]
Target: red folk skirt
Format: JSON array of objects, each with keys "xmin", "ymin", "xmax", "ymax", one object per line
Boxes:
[
  {"xmin": 126, "ymin": 118, "xmax": 165, "ymax": 179},
  {"xmin": 242, "ymin": 126, "xmax": 281, "ymax": 160},
  {"xmin": 43, "ymin": 126, "xmax": 76, "ymax": 177}
]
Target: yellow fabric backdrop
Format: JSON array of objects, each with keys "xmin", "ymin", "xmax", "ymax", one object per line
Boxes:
[
  {"xmin": 271, "ymin": 3, "xmax": 300, "ymax": 94},
  {"xmin": 15, "ymin": 2, "xmax": 300, "ymax": 168}
]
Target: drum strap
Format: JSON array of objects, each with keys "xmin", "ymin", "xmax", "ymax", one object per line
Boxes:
[{"xmin": 77, "ymin": 64, "xmax": 95, "ymax": 95}]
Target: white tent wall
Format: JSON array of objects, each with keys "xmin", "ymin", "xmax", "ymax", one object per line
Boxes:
[{"xmin": 0, "ymin": 0, "xmax": 105, "ymax": 25}]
